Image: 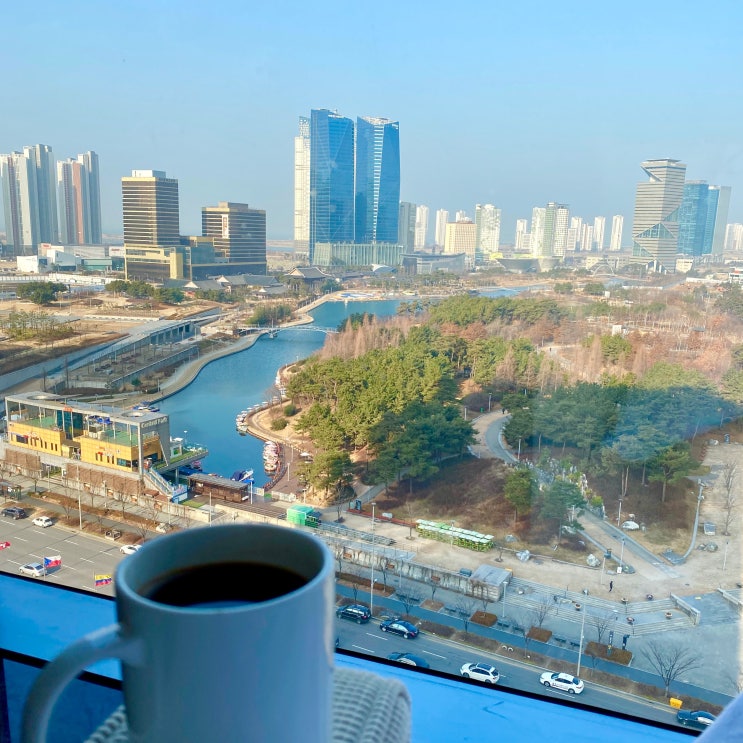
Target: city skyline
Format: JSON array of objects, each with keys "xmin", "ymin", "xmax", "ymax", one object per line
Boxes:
[{"xmin": 2, "ymin": 2, "xmax": 742, "ymax": 241}]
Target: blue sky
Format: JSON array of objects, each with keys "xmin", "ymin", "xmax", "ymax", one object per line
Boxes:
[{"xmin": 3, "ymin": 0, "xmax": 743, "ymax": 241}]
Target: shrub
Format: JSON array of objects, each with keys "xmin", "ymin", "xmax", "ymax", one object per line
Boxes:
[
  {"xmin": 270, "ymin": 418, "xmax": 288, "ymax": 431},
  {"xmin": 283, "ymin": 402, "xmax": 298, "ymax": 417}
]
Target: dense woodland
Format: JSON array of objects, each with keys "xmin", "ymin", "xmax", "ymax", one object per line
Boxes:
[{"xmin": 284, "ymin": 284, "xmax": 743, "ymax": 540}]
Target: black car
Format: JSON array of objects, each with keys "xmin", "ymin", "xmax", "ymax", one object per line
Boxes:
[
  {"xmin": 677, "ymin": 710, "xmax": 716, "ymax": 730},
  {"xmin": 1, "ymin": 507, "xmax": 26, "ymax": 520},
  {"xmin": 388, "ymin": 652, "xmax": 430, "ymax": 668},
  {"xmin": 336, "ymin": 604, "xmax": 372, "ymax": 624},
  {"xmin": 379, "ymin": 618, "xmax": 419, "ymax": 639}
]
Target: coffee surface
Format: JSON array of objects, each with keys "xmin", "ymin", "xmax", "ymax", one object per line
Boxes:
[{"xmin": 141, "ymin": 561, "xmax": 307, "ymax": 607}]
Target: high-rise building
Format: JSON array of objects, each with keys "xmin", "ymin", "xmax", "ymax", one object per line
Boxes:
[
  {"xmin": 435, "ymin": 209, "xmax": 449, "ymax": 247},
  {"xmin": 355, "ymin": 116, "xmax": 400, "ymax": 244},
  {"xmin": 57, "ymin": 151, "xmax": 101, "ymax": 245},
  {"xmin": 569, "ymin": 217, "xmax": 583, "ymax": 251},
  {"xmin": 593, "ymin": 216, "xmax": 606, "ymax": 251},
  {"xmin": 309, "ymin": 109, "xmax": 355, "ymax": 264},
  {"xmin": 530, "ymin": 207, "xmax": 546, "ymax": 257},
  {"xmin": 547, "ymin": 202, "xmax": 569, "ymax": 257},
  {"xmin": 677, "ymin": 182, "xmax": 731, "ymax": 258},
  {"xmin": 293, "ymin": 116, "xmax": 311, "ymax": 252},
  {"xmin": 455, "ymin": 210, "xmax": 468, "ymax": 222},
  {"xmin": 202, "ymin": 202, "xmax": 266, "ymax": 274},
  {"xmin": 632, "ymin": 158, "xmax": 686, "ymax": 272},
  {"xmin": 122, "ymin": 170, "xmax": 180, "ymax": 247},
  {"xmin": 515, "ymin": 219, "xmax": 528, "ymax": 251},
  {"xmin": 725, "ymin": 223, "xmax": 743, "ymax": 252},
  {"xmin": 475, "ymin": 204, "xmax": 501, "ymax": 255},
  {"xmin": 398, "ymin": 202, "xmax": 417, "ymax": 251},
  {"xmin": 609, "ymin": 215, "xmax": 623, "ymax": 251},
  {"xmin": 580, "ymin": 224, "xmax": 594, "ymax": 256},
  {"xmin": 414, "ymin": 205, "xmax": 429, "ymax": 249},
  {"xmin": 444, "ymin": 220, "xmax": 476, "ymax": 268},
  {"xmin": 0, "ymin": 144, "xmax": 58, "ymax": 255}
]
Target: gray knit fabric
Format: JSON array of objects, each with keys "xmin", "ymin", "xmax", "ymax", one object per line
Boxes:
[{"xmin": 84, "ymin": 668, "xmax": 412, "ymax": 743}]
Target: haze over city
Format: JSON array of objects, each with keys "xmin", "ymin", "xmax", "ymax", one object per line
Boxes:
[{"xmin": 3, "ymin": 0, "xmax": 742, "ymax": 239}]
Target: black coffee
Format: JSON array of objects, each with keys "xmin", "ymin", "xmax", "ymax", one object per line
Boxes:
[{"xmin": 141, "ymin": 562, "xmax": 307, "ymax": 608}]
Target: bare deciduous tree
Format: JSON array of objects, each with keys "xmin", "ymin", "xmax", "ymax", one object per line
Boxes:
[
  {"xmin": 530, "ymin": 596, "xmax": 555, "ymax": 629},
  {"xmin": 397, "ymin": 581, "xmax": 423, "ymax": 615},
  {"xmin": 721, "ymin": 463, "xmax": 738, "ymax": 537},
  {"xmin": 454, "ymin": 597, "xmax": 477, "ymax": 633},
  {"xmin": 590, "ymin": 610, "xmax": 616, "ymax": 645},
  {"xmin": 642, "ymin": 640, "xmax": 701, "ymax": 697}
]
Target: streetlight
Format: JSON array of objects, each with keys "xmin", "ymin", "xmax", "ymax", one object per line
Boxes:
[
  {"xmin": 502, "ymin": 580, "xmax": 509, "ymax": 619},
  {"xmin": 488, "ymin": 393, "xmax": 492, "ymax": 412},
  {"xmin": 370, "ymin": 502, "xmax": 376, "ymax": 618},
  {"xmin": 723, "ymin": 540, "xmax": 730, "ymax": 574},
  {"xmin": 681, "ymin": 481, "xmax": 707, "ymax": 561},
  {"xmin": 618, "ymin": 538, "xmax": 625, "ymax": 574},
  {"xmin": 617, "ymin": 498, "xmax": 623, "ymax": 527},
  {"xmin": 576, "ymin": 605, "xmax": 587, "ymax": 676}
]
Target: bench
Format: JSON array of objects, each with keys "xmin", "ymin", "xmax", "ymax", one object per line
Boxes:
[
  {"xmin": 512, "ymin": 625, "xmax": 525, "ymax": 634},
  {"xmin": 553, "ymin": 636, "xmax": 567, "ymax": 644},
  {"xmin": 569, "ymin": 640, "xmax": 581, "ymax": 649},
  {"xmin": 444, "ymin": 605, "xmax": 459, "ymax": 614},
  {"xmin": 496, "ymin": 620, "xmax": 511, "ymax": 629}
]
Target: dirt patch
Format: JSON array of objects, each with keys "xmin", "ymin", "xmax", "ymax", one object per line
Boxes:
[
  {"xmin": 422, "ymin": 599, "xmax": 444, "ymax": 611},
  {"xmin": 527, "ymin": 627, "xmax": 552, "ymax": 643},
  {"xmin": 471, "ymin": 611, "xmax": 498, "ymax": 627},
  {"xmin": 585, "ymin": 641, "xmax": 632, "ymax": 666}
]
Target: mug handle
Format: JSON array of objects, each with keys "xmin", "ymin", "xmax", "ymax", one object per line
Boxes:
[{"xmin": 22, "ymin": 623, "xmax": 145, "ymax": 743}]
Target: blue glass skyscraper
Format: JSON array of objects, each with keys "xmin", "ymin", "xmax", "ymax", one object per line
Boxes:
[
  {"xmin": 678, "ymin": 181, "xmax": 710, "ymax": 256},
  {"xmin": 355, "ymin": 116, "xmax": 400, "ymax": 244},
  {"xmin": 309, "ymin": 109, "xmax": 355, "ymax": 264}
]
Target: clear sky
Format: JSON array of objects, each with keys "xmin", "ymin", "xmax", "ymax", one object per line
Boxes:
[{"xmin": 3, "ymin": 0, "xmax": 743, "ymax": 242}]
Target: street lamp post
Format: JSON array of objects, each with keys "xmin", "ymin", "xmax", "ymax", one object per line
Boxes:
[
  {"xmin": 370, "ymin": 502, "xmax": 376, "ymax": 618},
  {"xmin": 77, "ymin": 487, "xmax": 83, "ymax": 531},
  {"xmin": 618, "ymin": 538, "xmax": 625, "ymax": 573},
  {"xmin": 617, "ymin": 499, "xmax": 623, "ymax": 527},
  {"xmin": 681, "ymin": 481, "xmax": 707, "ymax": 561},
  {"xmin": 576, "ymin": 605, "xmax": 587, "ymax": 676},
  {"xmin": 488, "ymin": 393, "xmax": 492, "ymax": 412},
  {"xmin": 723, "ymin": 540, "xmax": 730, "ymax": 574},
  {"xmin": 502, "ymin": 580, "xmax": 509, "ymax": 619}
]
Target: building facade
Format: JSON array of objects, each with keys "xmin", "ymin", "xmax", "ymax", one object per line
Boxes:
[
  {"xmin": 475, "ymin": 204, "xmax": 501, "ymax": 256},
  {"xmin": 415, "ymin": 205, "xmax": 429, "ymax": 249},
  {"xmin": 122, "ymin": 170, "xmax": 182, "ymax": 281},
  {"xmin": 202, "ymin": 201, "xmax": 267, "ymax": 275},
  {"xmin": 293, "ymin": 116, "xmax": 311, "ymax": 252},
  {"xmin": 309, "ymin": 109, "xmax": 355, "ymax": 264},
  {"xmin": 593, "ymin": 216, "xmax": 605, "ymax": 251},
  {"xmin": 57, "ymin": 151, "xmax": 101, "ymax": 246},
  {"xmin": 354, "ymin": 116, "xmax": 400, "ymax": 244},
  {"xmin": 632, "ymin": 158, "xmax": 686, "ymax": 272},
  {"xmin": 0, "ymin": 145, "xmax": 58, "ymax": 255},
  {"xmin": 434, "ymin": 209, "xmax": 449, "ymax": 247},
  {"xmin": 398, "ymin": 201, "xmax": 417, "ymax": 251},
  {"xmin": 609, "ymin": 215, "xmax": 623, "ymax": 251},
  {"xmin": 444, "ymin": 221, "xmax": 476, "ymax": 268}
]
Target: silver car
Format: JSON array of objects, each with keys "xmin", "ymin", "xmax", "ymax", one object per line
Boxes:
[
  {"xmin": 460, "ymin": 663, "xmax": 500, "ymax": 684},
  {"xmin": 19, "ymin": 563, "xmax": 47, "ymax": 577}
]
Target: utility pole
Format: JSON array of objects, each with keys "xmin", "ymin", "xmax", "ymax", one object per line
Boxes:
[
  {"xmin": 576, "ymin": 605, "xmax": 587, "ymax": 677},
  {"xmin": 370, "ymin": 502, "xmax": 376, "ymax": 618}
]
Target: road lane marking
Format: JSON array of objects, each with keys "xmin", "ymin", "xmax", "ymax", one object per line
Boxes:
[
  {"xmin": 78, "ymin": 557, "xmax": 95, "ymax": 563},
  {"xmin": 64, "ymin": 540, "xmax": 80, "ymax": 546},
  {"xmin": 423, "ymin": 650, "xmax": 447, "ymax": 659},
  {"xmin": 352, "ymin": 645, "xmax": 376, "ymax": 654}
]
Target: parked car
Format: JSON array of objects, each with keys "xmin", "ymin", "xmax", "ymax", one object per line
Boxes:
[
  {"xmin": 19, "ymin": 563, "xmax": 47, "ymax": 577},
  {"xmin": 460, "ymin": 663, "xmax": 500, "ymax": 684},
  {"xmin": 2, "ymin": 507, "xmax": 27, "ymax": 520},
  {"xmin": 540, "ymin": 671, "xmax": 584, "ymax": 694},
  {"xmin": 388, "ymin": 652, "xmax": 430, "ymax": 668},
  {"xmin": 32, "ymin": 516, "xmax": 54, "ymax": 528},
  {"xmin": 120, "ymin": 544, "xmax": 142, "ymax": 555},
  {"xmin": 677, "ymin": 710, "xmax": 716, "ymax": 729},
  {"xmin": 336, "ymin": 604, "xmax": 372, "ymax": 624},
  {"xmin": 379, "ymin": 619, "xmax": 419, "ymax": 639}
]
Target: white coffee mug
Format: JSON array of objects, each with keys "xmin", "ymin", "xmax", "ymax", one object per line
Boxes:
[{"xmin": 23, "ymin": 523, "xmax": 335, "ymax": 743}]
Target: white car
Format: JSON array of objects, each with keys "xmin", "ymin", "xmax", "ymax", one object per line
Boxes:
[
  {"xmin": 540, "ymin": 671, "xmax": 584, "ymax": 694},
  {"xmin": 120, "ymin": 544, "xmax": 142, "ymax": 555},
  {"xmin": 32, "ymin": 516, "xmax": 54, "ymax": 528},
  {"xmin": 19, "ymin": 562, "xmax": 47, "ymax": 577},
  {"xmin": 460, "ymin": 663, "xmax": 500, "ymax": 684}
]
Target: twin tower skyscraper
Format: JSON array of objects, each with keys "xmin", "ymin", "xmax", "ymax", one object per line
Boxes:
[{"xmin": 294, "ymin": 109, "xmax": 400, "ymax": 264}]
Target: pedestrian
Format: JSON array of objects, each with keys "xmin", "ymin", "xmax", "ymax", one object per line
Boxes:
[{"xmin": 609, "ymin": 580, "xmax": 614, "ymax": 592}]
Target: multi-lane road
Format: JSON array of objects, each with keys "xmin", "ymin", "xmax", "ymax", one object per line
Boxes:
[{"xmin": 0, "ymin": 515, "xmax": 687, "ymax": 733}]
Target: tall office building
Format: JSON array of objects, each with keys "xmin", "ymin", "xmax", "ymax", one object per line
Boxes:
[
  {"xmin": 309, "ymin": 109, "xmax": 355, "ymax": 264},
  {"xmin": 122, "ymin": 170, "xmax": 180, "ymax": 246},
  {"xmin": 355, "ymin": 116, "xmax": 400, "ymax": 244},
  {"xmin": 202, "ymin": 202, "xmax": 266, "ymax": 273},
  {"xmin": 514, "ymin": 219, "xmax": 528, "ymax": 251},
  {"xmin": 414, "ymin": 205, "xmax": 429, "ymax": 249},
  {"xmin": 593, "ymin": 216, "xmax": 606, "ymax": 251},
  {"xmin": 444, "ymin": 220, "xmax": 477, "ymax": 268},
  {"xmin": 530, "ymin": 207, "xmax": 546, "ymax": 257},
  {"xmin": 475, "ymin": 204, "xmax": 501, "ymax": 255},
  {"xmin": 547, "ymin": 202, "xmax": 570, "ymax": 257},
  {"xmin": 434, "ymin": 209, "xmax": 449, "ymax": 247},
  {"xmin": 0, "ymin": 144, "xmax": 58, "ymax": 254},
  {"xmin": 632, "ymin": 158, "xmax": 686, "ymax": 272},
  {"xmin": 725, "ymin": 223, "xmax": 743, "ymax": 252},
  {"xmin": 57, "ymin": 151, "xmax": 101, "ymax": 245},
  {"xmin": 398, "ymin": 202, "xmax": 416, "ymax": 251},
  {"xmin": 580, "ymin": 224, "xmax": 594, "ymax": 256},
  {"xmin": 677, "ymin": 182, "xmax": 731, "ymax": 258},
  {"xmin": 293, "ymin": 117, "xmax": 311, "ymax": 251},
  {"xmin": 569, "ymin": 217, "xmax": 583, "ymax": 251},
  {"xmin": 609, "ymin": 215, "xmax": 623, "ymax": 251}
]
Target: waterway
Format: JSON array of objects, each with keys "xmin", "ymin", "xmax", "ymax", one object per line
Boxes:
[{"xmin": 158, "ymin": 299, "xmax": 402, "ymax": 479}]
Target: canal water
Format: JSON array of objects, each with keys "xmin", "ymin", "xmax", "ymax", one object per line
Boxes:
[{"xmin": 158, "ymin": 299, "xmax": 402, "ymax": 479}]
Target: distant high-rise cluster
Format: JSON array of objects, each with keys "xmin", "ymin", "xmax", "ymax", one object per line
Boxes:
[
  {"xmin": 0, "ymin": 144, "xmax": 101, "ymax": 255},
  {"xmin": 294, "ymin": 109, "xmax": 400, "ymax": 265}
]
